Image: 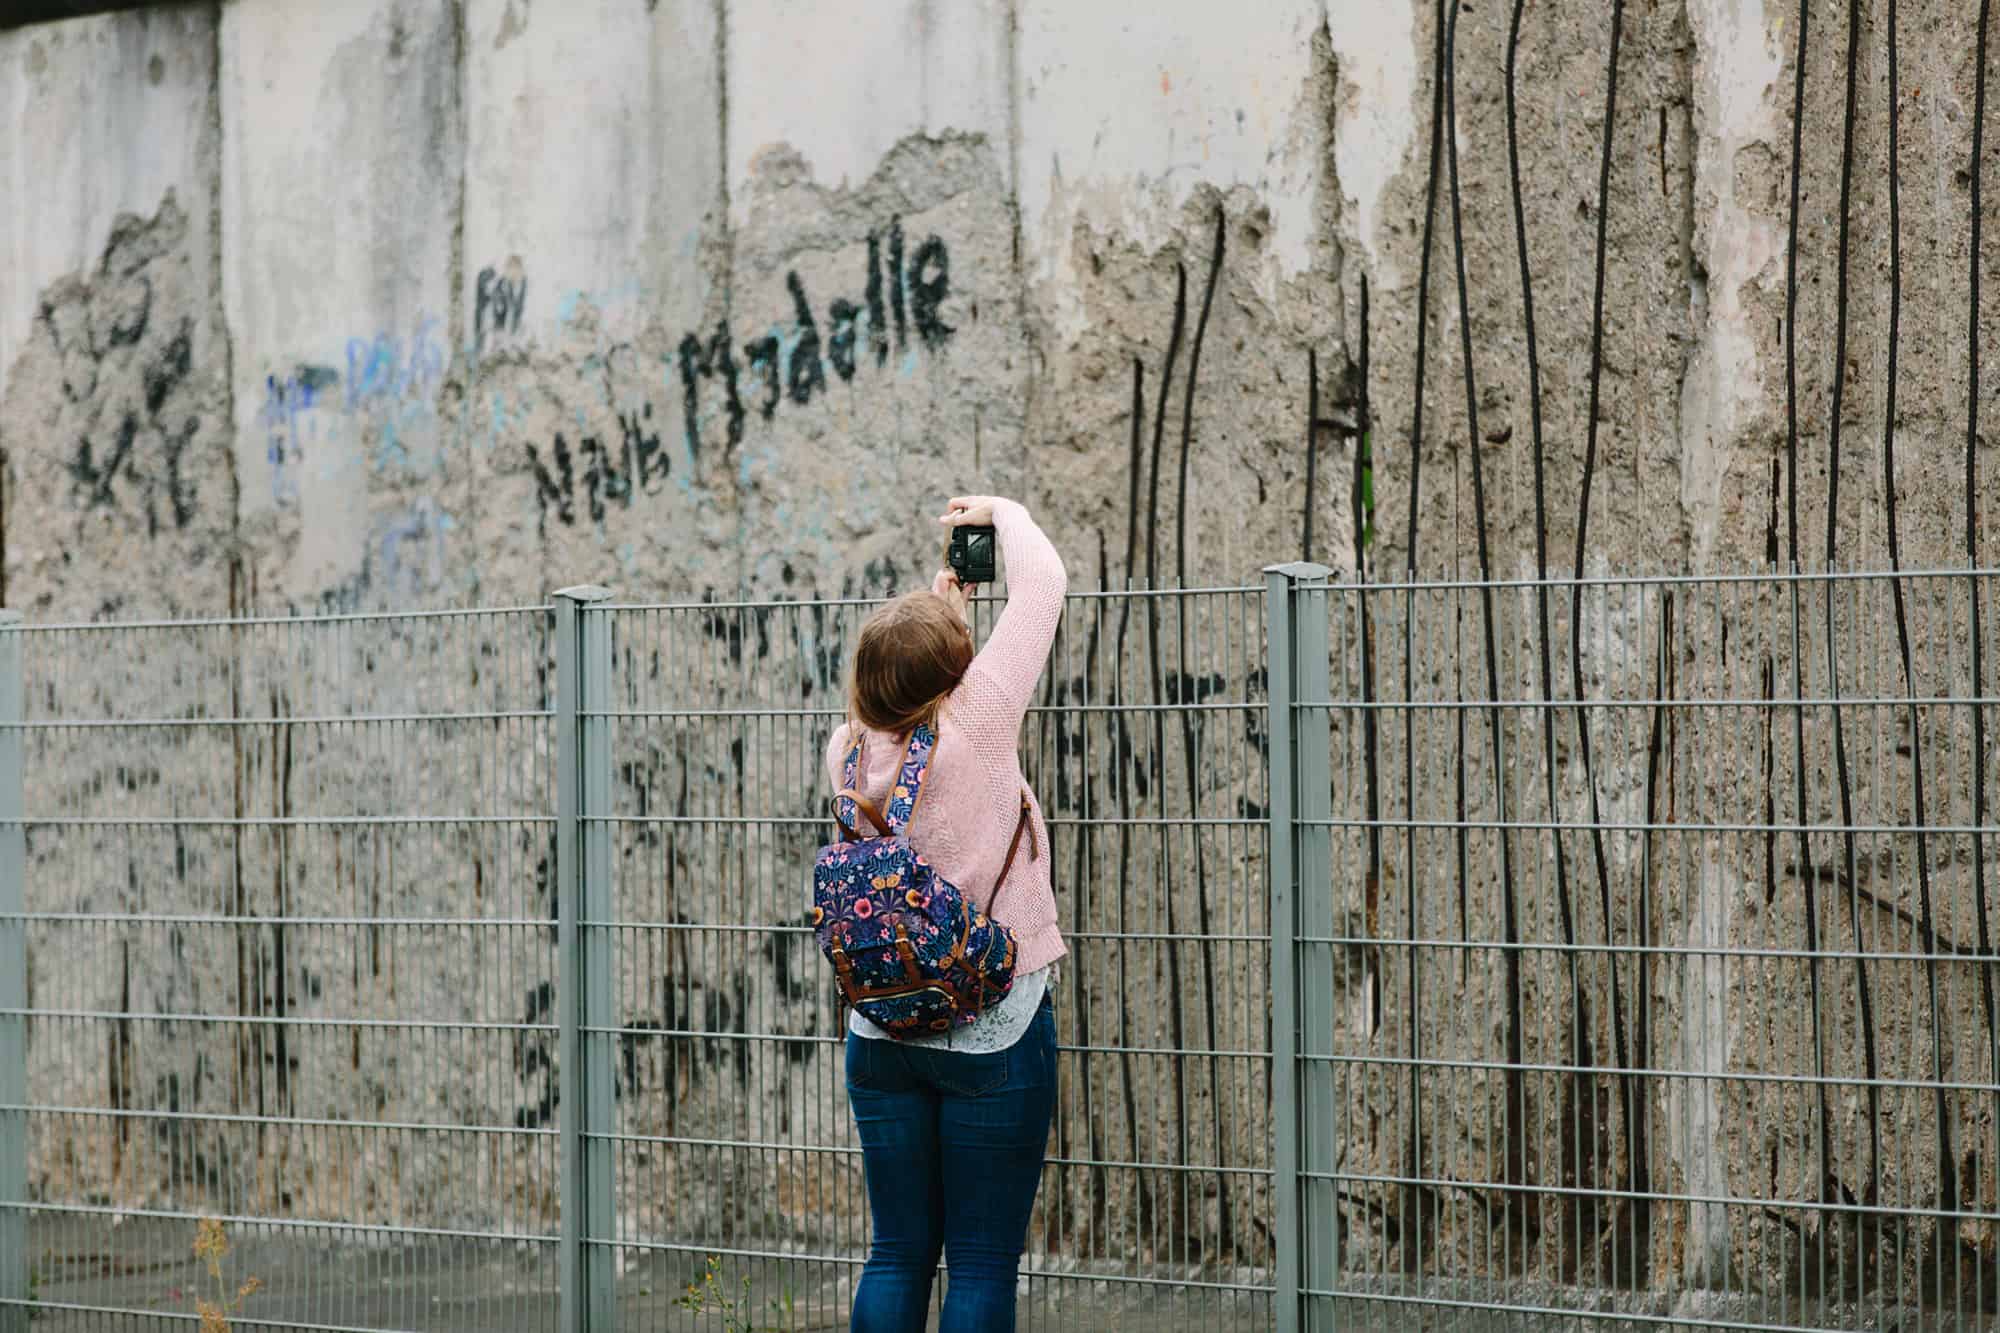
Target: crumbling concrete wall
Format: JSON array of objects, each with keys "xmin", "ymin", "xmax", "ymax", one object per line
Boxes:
[{"xmin": 7, "ymin": 0, "xmax": 2000, "ymax": 1312}]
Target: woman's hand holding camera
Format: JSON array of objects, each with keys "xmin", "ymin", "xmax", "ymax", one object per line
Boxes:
[
  {"xmin": 937, "ymin": 496, "xmax": 999, "ymax": 529},
  {"xmin": 930, "ymin": 568, "xmax": 971, "ymax": 627},
  {"xmin": 936, "ymin": 495, "xmax": 1008, "ymax": 610}
]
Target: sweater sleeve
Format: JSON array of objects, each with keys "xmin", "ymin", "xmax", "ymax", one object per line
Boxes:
[{"xmin": 957, "ymin": 500, "xmax": 1067, "ymax": 746}]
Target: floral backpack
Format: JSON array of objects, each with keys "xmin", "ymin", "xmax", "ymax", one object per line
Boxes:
[{"xmin": 810, "ymin": 723, "xmax": 1034, "ymax": 1038}]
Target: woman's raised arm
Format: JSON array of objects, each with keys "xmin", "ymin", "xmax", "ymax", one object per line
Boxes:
[{"xmin": 941, "ymin": 496, "xmax": 1066, "ymax": 741}]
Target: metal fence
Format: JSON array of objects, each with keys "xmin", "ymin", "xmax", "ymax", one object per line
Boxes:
[
  {"xmin": 4, "ymin": 567, "xmax": 2000, "ymax": 1331},
  {"xmin": 1274, "ymin": 562, "xmax": 2000, "ymax": 1332},
  {"xmin": 2, "ymin": 602, "xmax": 566, "ymax": 1331},
  {"xmin": 585, "ymin": 584, "xmax": 1274, "ymax": 1331},
  {"xmin": 0, "ymin": 582, "xmax": 1274, "ymax": 1333}
]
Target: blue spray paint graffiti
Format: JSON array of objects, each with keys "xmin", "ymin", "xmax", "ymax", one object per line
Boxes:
[
  {"xmin": 345, "ymin": 315, "xmax": 444, "ymax": 409},
  {"xmin": 377, "ymin": 497, "xmax": 453, "ymax": 596},
  {"xmin": 260, "ymin": 364, "xmax": 339, "ymax": 505},
  {"xmin": 260, "ymin": 313, "xmax": 450, "ymax": 505}
]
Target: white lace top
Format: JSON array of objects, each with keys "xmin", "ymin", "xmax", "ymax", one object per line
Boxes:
[{"xmin": 847, "ymin": 964, "xmax": 1054, "ymax": 1052}]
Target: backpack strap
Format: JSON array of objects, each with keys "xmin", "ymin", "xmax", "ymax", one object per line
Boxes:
[
  {"xmin": 883, "ymin": 723, "xmax": 938, "ymax": 835},
  {"xmin": 832, "ymin": 735, "xmax": 889, "ymax": 840},
  {"xmin": 835, "ymin": 789, "xmax": 892, "ymax": 838},
  {"xmin": 994, "ymin": 792, "xmax": 1037, "ymax": 890}
]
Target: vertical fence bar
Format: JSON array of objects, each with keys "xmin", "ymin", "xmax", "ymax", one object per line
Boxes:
[
  {"xmin": 1293, "ymin": 576, "xmax": 1336, "ymax": 1331},
  {"xmin": 1267, "ymin": 564, "xmax": 1333, "ymax": 1333},
  {"xmin": 1267, "ymin": 569, "xmax": 1301, "ymax": 1333},
  {"xmin": 557, "ymin": 586, "xmax": 617, "ymax": 1333},
  {"xmin": 0, "ymin": 612, "xmax": 22, "ymax": 1333},
  {"xmin": 580, "ymin": 598, "xmax": 618, "ymax": 1333}
]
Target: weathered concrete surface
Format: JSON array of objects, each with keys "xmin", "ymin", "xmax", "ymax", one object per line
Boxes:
[
  {"xmin": 0, "ymin": 7, "xmax": 219, "ymax": 408},
  {"xmin": 727, "ymin": 0, "xmax": 1014, "ymax": 212},
  {"xmin": 220, "ymin": 0, "xmax": 460, "ymax": 604},
  {"xmin": 463, "ymin": 0, "xmax": 719, "ymax": 354},
  {"xmin": 0, "ymin": 7, "xmax": 230, "ymax": 617},
  {"xmin": 8, "ymin": 0, "xmax": 2000, "ymax": 1320},
  {"xmin": 5, "ymin": 2, "xmax": 1991, "ymax": 643},
  {"xmin": 1016, "ymin": 0, "xmax": 1328, "ymax": 341}
]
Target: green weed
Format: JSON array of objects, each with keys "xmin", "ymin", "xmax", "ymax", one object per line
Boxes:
[{"xmin": 674, "ymin": 1253, "xmax": 795, "ymax": 1332}]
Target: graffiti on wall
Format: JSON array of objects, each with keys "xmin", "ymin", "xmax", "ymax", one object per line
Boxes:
[
  {"xmin": 248, "ymin": 218, "xmax": 957, "ymax": 547},
  {"xmin": 346, "ymin": 315, "xmax": 446, "ymax": 472},
  {"xmin": 63, "ymin": 315, "xmax": 203, "ymax": 538},
  {"xmin": 257, "ymin": 309, "xmax": 453, "ymax": 513},
  {"xmin": 13, "ymin": 196, "xmax": 221, "ymax": 560},
  {"xmin": 526, "ymin": 404, "xmax": 667, "ymax": 533},
  {"xmin": 474, "ymin": 259, "xmax": 527, "ymax": 357},
  {"xmin": 676, "ymin": 216, "xmax": 955, "ymax": 462},
  {"xmin": 258, "ymin": 364, "xmax": 337, "ymax": 506},
  {"xmin": 521, "ymin": 217, "xmax": 957, "ymax": 534}
]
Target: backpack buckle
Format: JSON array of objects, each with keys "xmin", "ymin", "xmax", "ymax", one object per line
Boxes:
[{"xmin": 893, "ymin": 924, "xmax": 923, "ymax": 984}]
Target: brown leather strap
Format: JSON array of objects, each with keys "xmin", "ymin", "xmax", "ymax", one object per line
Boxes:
[
  {"xmin": 893, "ymin": 925, "xmax": 923, "ymax": 984},
  {"xmin": 835, "ymin": 788, "xmax": 892, "ymax": 837},
  {"xmin": 994, "ymin": 792, "xmax": 1037, "ymax": 891}
]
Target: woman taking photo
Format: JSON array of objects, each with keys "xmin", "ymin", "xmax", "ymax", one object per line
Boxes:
[{"xmin": 821, "ymin": 494, "xmax": 1067, "ymax": 1333}]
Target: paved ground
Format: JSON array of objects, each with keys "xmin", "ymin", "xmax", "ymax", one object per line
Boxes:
[
  {"xmin": 22, "ymin": 1214, "xmax": 2000, "ymax": 1331},
  {"xmin": 19, "ymin": 1215, "xmax": 1271, "ymax": 1332}
]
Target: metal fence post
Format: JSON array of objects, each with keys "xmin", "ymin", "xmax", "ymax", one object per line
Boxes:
[
  {"xmin": 1266, "ymin": 568, "xmax": 1301, "ymax": 1333},
  {"xmin": 1266, "ymin": 564, "xmax": 1332, "ymax": 1333},
  {"xmin": 0, "ymin": 612, "xmax": 23, "ymax": 1333},
  {"xmin": 557, "ymin": 587, "xmax": 617, "ymax": 1333},
  {"xmin": 1290, "ymin": 576, "xmax": 1337, "ymax": 1331}
]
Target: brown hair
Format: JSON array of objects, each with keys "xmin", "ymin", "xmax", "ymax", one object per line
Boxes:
[{"xmin": 848, "ymin": 591, "xmax": 974, "ymax": 735}]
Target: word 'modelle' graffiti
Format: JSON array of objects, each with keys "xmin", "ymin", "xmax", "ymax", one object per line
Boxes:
[
  {"xmin": 527, "ymin": 216, "xmax": 956, "ymax": 533},
  {"xmin": 677, "ymin": 216, "xmax": 953, "ymax": 459}
]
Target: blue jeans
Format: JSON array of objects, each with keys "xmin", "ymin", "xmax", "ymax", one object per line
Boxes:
[{"xmin": 845, "ymin": 995, "xmax": 1056, "ymax": 1333}]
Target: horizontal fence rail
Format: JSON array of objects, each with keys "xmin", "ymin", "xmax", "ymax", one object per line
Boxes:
[{"xmin": 3, "ymin": 566, "xmax": 1998, "ymax": 1332}]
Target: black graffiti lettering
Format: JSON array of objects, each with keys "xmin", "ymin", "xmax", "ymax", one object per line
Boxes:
[
  {"xmin": 474, "ymin": 263, "xmax": 527, "ymax": 356},
  {"xmin": 639, "ymin": 220, "xmax": 954, "ymax": 496},
  {"xmin": 158, "ymin": 416, "xmax": 199, "ymax": 535},
  {"xmin": 474, "ymin": 268, "xmax": 496, "ymax": 347},
  {"xmin": 580, "ymin": 434, "xmax": 631, "ymax": 522},
  {"xmin": 513, "ymin": 981, "xmax": 557, "ymax": 1130},
  {"xmin": 625, "ymin": 403, "xmax": 667, "ymax": 494},
  {"xmin": 69, "ymin": 413, "xmax": 139, "ymax": 511},
  {"xmin": 744, "ymin": 336, "xmax": 780, "ymax": 421},
  {"xmin": 785, "ymin": 272, "xmax": 826, "ymax": 405},
  {"xmin": 528, "ymin": 436, "xmax": 576, "ymax": 532},
  {"xmin": 63, "ymin": 310, "xmax": 202, "ymax": 534},
  {"xmin": 828, "ymin": 298, "xmax": 860, "ymax": 382},
  {"xmin": 677, "ymin": 322, "xmax": 744, "ymax": 461},
  {"xmin": 866, "ymin": 231, "xmax": 890, "ymax": 368},
  {"xmin": 909, "ymin": 235, "xmax": 954, "ymax": 351},
  {"xmin": 888, "ymin": 216, "xmax": 907, "ymax": 350},
  {"xmin": 144, "ymin": 326, "xmax": 191, "ymax": 418}
]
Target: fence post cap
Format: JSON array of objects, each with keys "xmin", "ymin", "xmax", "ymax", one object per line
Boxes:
[
  {"xmin": 552, "ymin": 585, "xmax": 616, "ymax": 603},
  {"xmin": 1262, "ymin": 562, "xmax": 1334, "ymax": 582}
]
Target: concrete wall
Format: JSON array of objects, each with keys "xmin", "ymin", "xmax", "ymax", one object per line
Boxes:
[
  {"xmin": 0, "ymin": 0, "xmax": 1366, "ymax": 621},
  {"xmin": 7, "ymin": 3, "xmax": 1994, "ymax": 610},
  {"xmin": 9, "ymin": 0, "xmax": 2000, "ymax": 1310}
]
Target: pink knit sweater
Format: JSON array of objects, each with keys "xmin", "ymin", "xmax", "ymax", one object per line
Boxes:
[{"xmin": 824, "ymin": 500, "xmax": 1068, "ymax": 975}]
